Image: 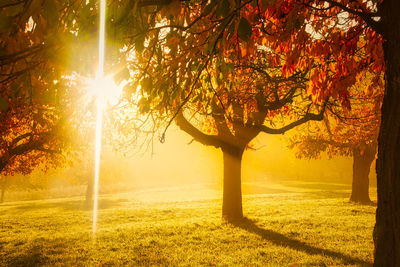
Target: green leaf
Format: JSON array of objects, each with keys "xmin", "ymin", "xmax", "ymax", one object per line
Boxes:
[
  {"xmin": 11, "ymin": 82, "xmax": 21, "ymax": 99},
  {"xmin": 203, "ymin": 0, "xmax": 217, "ymax": 17},
  {"xmin": 43, "ymin": 0, "xmax": 58, "ymax": 25},
  {"xmin": 216, "ymin": 0, "xmax": 230, "ymax": 17},
  {"xmin": 260, "ymin": 0, "xmax": 276, "ymax": 10},
  {"xmin": 0, "ymin": 15, "xmax": 13, "ymax": 32},
  {"xmin": 141, "ymin": 77, "xmax": 152, "ymax": 91},
  {"xmin": 6, "ymin": 4, "xmax": 23, "ymax": 16},
  {"xmin": 0, "ymin": 97, "xmax": 8, "ymax": 111},
  {"xmin": 227, "ymin": 21, "xmax": 236, "ymax": 34},
  {"xmin": 190, "ymin": 62, "xmax": 199, "ymax": 71},
  {"xmin": 138, "ymin": 97, "xmax": 150, "ymax": 113},
  {"xmin": 115, "ymin": 67, "xmax": 130, "ymax": 83},
  {"xmin": 135, "ymin": 34, "xmax": 145, "ymax": 53},
  {"xmin": 227, "ymin": 63, "xmax": 234, "ymax": 73},
  {"xmin": 237, "ymin": 17, "xmax": 252, "ymax": 42},
  {"xmin": 294, "ymin": 18, "xmax": 302, "ymax": 29},
  {"xmin": 226, "ymin": 21, "xmax": 236, "ymax": 41}
]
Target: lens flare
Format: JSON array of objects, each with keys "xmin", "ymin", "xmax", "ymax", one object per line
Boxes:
[
  {"xmin": 87, "ymin": 75, "xmax": 126, "ymax": 105},
  {"xmin": 92, "ymin": 0, "xmax": 107, "ymax": 237}
]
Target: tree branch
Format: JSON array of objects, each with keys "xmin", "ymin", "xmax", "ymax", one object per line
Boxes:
[
  {"xmin": 320, "ymin": 0, "xmax": 382, "ymax": 34},
  {"xmin": 175, "ymin": 111, "xmax": 224, "ymax": 149},
  {"xmin": 258, "ymin": 101, "xmax": 328, "ymax": 135}
]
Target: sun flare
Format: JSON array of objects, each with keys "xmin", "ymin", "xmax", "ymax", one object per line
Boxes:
[
  {"xmin": 87, "ymin": 75, "xmax": 126, "ymax": 106},
  {"xmin": 92, "ymin": 0, "xmax": 107, "ymax": 237}
]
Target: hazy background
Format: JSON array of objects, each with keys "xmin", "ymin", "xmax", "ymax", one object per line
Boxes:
[{"xmin": 3, "ymin": 126, "xmax": 376, "ymax": 202}]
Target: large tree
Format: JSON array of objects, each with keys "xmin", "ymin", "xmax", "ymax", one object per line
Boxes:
[
  {"xmin": 173, "ymin": 65, "xmax": 327, "ymax": 220},
  {"xmin": 111, "ymin": 0, "xmax": 364, "ymax": 220},
  {"xmin": 372, "ymin": 1, "xmax": 400, "ymax": 264}
]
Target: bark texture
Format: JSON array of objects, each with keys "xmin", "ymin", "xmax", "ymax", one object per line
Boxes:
[{"xmin": 374, "ymin": 0, "xmax": 400, "ymax": 264}]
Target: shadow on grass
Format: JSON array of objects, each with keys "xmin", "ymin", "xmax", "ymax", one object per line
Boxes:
[
  {"xmin": 7, "ymin": 199, "xmax": 123, "ymax": 213},
  {"xmin": 308, "ymin": 190, "xmax": 351, "ymax": 199},
  {"xmin": 241, "ymin": 183, "xmax": 291, "ymax": 195},
  {"xmin": 351, "ymin": 200, "xmax": 377, "ymax": 207},
  {"xmin": 280, "ymin": 181, "xmax": 354, "ymax": 199},
  {"xmin": 232, "ymin": 217, "xmax": 371, "ymax": 266},
  {"xmin": 285, "ymin": 182, "xmax": 351, "ymax": 191},
  {"xmin": 6, "ymin": 245, "xmax": 48, "ymax": 267}
]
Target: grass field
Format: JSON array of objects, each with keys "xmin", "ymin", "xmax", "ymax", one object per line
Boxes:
[{"xmin": 0, "ymin": 182, "xmax": 376, "ymax": 266}]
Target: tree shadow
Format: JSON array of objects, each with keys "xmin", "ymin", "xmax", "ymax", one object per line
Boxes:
[
  {"xmin": 6, "ymin": 199, "xmax": 123, "ymax": 213},
  {"xmin": 241, "ymin": 183, "xmax": 291, "ymax": 195},
  {"xmin": 308, "ymin": 190, "xmax": 351, "ymax": 199},
  {"xmin": 6, "ymin": 245, "xmax": 48, "ymax": 267},
  {"xmin": 350, "ymin": 200, "xmax": 377, "ymax": 207},
  {"xmin": 231, "ymin": 217, "xmax": 371, "ymax": 266}
]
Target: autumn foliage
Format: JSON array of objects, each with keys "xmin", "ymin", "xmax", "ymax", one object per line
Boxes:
[{"xmin": 2, "ymin": 0, "xmax": 400, "ymax": 265}]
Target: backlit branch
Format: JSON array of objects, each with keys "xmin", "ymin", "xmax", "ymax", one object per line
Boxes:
[
  {"xmin": 318, "ymin": 0, "xmax": 382, "ymax": 33},
  {"xmin": 258, "ymin": 100, "xmax": 328, "ymax": 135},
  {"xmin": 175, "ymin": 111, "xmax": 229, "ymax": 149}
]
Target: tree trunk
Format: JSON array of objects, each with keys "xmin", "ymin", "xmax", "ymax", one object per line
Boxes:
[
  {"xmin": 0, "ymin": 177, "xmax": 6, "ymax": 203},
  {"xmin": 222, "ymin": 146, "xmax": 244, "ymax": 221},
  {"xmin": 84, "ymin": 175, "xmax": 94, "ymax": 208},
  {"xmin": 374, "ymin": 1, "xmax": 400, "ymax": 264},
  {"xmin": 350, "ymin": 145, "xmax": 376, "ymax": 204}
]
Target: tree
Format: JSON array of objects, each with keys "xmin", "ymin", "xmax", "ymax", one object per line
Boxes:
[
  {"xmin": 0, "ymin": 47, "xmax": 72, "ymax": 202},
  {"xmin": 0, "ymin": 0, "xmax": 85, "ymax": 203},
  {"xmin": 173, "ymin": 67, "xmax": 327, "ymax": 220},
  {"xmin": 108, "ymin": 0, "xmax": 361, "ymax": 220},
  {"xmin": 372, "ymin": 1, "xmax": 400, "ymax": 264},
  {"xmin": 290, "ymin": 76, "xmax": 381, "ymax": 203},
  {"xmin": 0, "ymin": 176, "xmax": 7, "ymax": 203}
]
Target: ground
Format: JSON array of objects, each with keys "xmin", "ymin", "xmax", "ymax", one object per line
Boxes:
[{"xmin": 0, "ymin": 182, "xmax": 376, "ymax": 266}]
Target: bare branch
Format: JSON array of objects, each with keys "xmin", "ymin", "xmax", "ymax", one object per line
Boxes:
[{"xmin": 258, "ymin": 100, "xmax": 328, "ymax": 135}]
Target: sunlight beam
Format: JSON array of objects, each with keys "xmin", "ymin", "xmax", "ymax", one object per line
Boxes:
[{"xmin": 92, "ymin": 0, "xmax": 106, "ymax": 237}]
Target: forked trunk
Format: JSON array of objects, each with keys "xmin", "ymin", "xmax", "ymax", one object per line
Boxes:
[
  {"xmin": 374, "ymin": 1, "xmax": 400, "ymax": 264},
  {"xmin": 350, "ymin": 145, "xmax": 376, "ymax": 204},
  {"xmin": 222, "ymin": 146, "xmax": 244, "ymax": 221}
]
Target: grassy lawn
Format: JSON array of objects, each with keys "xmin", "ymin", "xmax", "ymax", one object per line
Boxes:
[{"xmin": 0, "ymin": 183, "xmax": 376, "ymax": 266}]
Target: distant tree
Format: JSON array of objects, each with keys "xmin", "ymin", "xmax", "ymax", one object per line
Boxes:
[
  {"xmin": 0, "ymin": 176, "xmax": 7, "ymax": 203},
  {"xmin": 290, "ymin": 72, "xmax": 382, "ymax": 204},
  {"xmin": 290, "ymin": 112, "xmax": 379, "ymax": 203}
]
